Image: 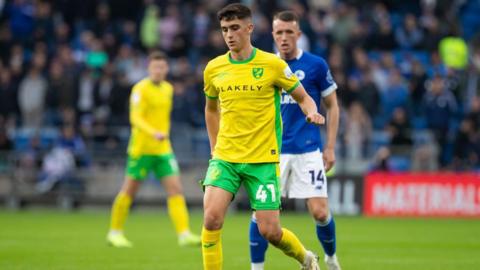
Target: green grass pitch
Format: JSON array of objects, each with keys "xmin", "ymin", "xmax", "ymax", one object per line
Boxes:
[{"xmin": 0, "ymin": 209, "xmax": 479, "ymax": 269}]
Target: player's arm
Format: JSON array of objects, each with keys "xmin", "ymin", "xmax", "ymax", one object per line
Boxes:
[
  {"xmin": 205, "ymin": 98, "xmax": 220, "ymax": 155},
  {"xmin": 290, "ymin": 85, "xmax": 325, "ymax": 125},
  {"xmin": 130, "ymin": 89, "xmax": 166, "ymax": 140},
  {"xmin": 203, "ymin": 63, "xmax": 220, "ymax": 154},
  {"xmin": 321, "ymin": 91, "xmax": 339, "ymax": 171}
]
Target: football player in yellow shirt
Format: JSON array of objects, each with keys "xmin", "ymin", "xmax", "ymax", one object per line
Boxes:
[
  {"xmin": 106, "ymin": 51, "xmax": 200, "ymax": 248},
  {"xmin": 201, "ymin": 3, "xmax": 324, "ymax": 270}
]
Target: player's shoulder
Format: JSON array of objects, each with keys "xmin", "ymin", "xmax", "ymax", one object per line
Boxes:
[
  {"xmin": 302, "ymin": 51, "xmax": 328, "ymax": 68},
  {"xmin": 256, "ymin": 48, "xmax": 284, "ymax": 64},
  {"xmin": 205, "ymin": 52, "xmax": 230, "ymax": 71},
  {"xmin": 132, "ymin": 78, "xmax": 149, "ymax": 92},
  {"xmin": 161, "ymin": 80, "xmax": 173, "ymax": 89}
]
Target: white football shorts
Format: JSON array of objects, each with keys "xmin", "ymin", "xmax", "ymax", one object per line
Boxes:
[{"xmin": 280, "ymin": 149, "xmax": 328, "ymax": 198}]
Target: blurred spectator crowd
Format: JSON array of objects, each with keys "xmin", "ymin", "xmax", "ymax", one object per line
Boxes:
[{"xmin": 0, "ymin": 0, "xmax": 480, "ymax": 173}]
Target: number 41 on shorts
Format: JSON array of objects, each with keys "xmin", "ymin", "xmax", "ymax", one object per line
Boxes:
[{"xmin": 255, "ymin": 184, "xmax": 276, "ymax": 203}]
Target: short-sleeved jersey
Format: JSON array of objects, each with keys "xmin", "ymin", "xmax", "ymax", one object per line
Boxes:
[
  {"xmin": 127, "ymin": 78, "xmax": 173, "ymax": 156},
  {"xmin": 280, "ymin": 50, "xmax": 337, "ymax": 154},
  {"xmin": 204, "ymin": 48, "xmax": 300, "ymax": 163}
]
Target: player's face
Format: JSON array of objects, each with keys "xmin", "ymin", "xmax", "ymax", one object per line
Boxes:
[
  {"xmin": 148, "ymin": 59, "xmax": 168, "ymax": 83},
  {"xmin": 220, "ymin": 18, "xmax": 253, "ymax": 52},
  {"xmin": 272, "ymin": 19, "xmax": 301, "ymax": 56}
]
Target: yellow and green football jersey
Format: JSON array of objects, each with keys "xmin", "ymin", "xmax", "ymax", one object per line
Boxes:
[
  {"xmin": 204, "ymin": 48, "xmax": 300, "ymax": 163},
  {"xmin": 127, "ymin": 78, "xmax": 173, "ymax": 156}
]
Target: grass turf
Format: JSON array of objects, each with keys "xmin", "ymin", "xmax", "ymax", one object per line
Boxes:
[{"xmin": 0, "ymin": 209, "xmax": 479, "ymax": 269}]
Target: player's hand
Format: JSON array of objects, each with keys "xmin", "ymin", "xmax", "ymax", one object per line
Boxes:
[
  {"xmin": 323, "ymin": 147, "xmax": 335, "ymax": 172},
  {"xmin": 306, "ymin": 113, "xmax": 325, "ymax": 125},
  {"xmin": 154, "ymin": 132, "xmax": 167, "ymax": 141}
]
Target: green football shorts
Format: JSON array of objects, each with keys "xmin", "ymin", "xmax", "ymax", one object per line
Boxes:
[
  {"xmin": 126, "ymin": 154, "xmax": 179, "ymax": 180},
  {"xmin": 203, "ymin": 159, "xmax": 281, "ymax": 210}
]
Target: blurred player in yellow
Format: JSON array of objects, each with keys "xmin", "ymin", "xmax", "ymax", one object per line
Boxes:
[
  {"xmin": 201, "ymin": 3, "xmax": 324, "ymax": 270},
  {"xmin": 106, "ymin": 51, "xmax": 200, "ymax": 248}
]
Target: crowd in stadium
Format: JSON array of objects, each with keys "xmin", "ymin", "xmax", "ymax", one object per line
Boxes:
[{"xmin": 0, "ymin": 0, "xmax": 479, "ymax": 171}]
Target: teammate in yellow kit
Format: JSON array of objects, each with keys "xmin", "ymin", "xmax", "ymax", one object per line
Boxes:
[
  {"xmin": 107, "ymin": 51, "xmax": 200, "ymax": 248},
  {"xmin": 201, "ymin": 3, "xmax": 324, "ymax": 270}
]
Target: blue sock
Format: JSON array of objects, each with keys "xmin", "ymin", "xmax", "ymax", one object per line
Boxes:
[
  {"xmin": 316, "ymin": 213, "xmax": 336, "ymax": 256},
  {"xmin": 249, "ymin": 217, "xmax": 268, "ymax": 263}
]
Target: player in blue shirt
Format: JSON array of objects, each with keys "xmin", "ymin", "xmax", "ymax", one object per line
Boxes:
[{"xmin": 249, "ymin": 11, "xmax": 341, "ymax": 270}]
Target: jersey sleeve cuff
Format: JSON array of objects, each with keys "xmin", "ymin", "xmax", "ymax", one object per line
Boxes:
[
  {"xmin": 321, "ymin": 84, "xmax": 337, "ymax": 97},
  {"xmin": 286, "ymin": 81, "xmax": 300, "ymax": 94},
  {"xmin": 204, "ymin": 93, "xmax": 218, "ymax": 99}
]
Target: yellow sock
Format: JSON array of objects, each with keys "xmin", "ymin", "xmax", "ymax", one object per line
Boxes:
[
  {"xmin": 201, "ymin": 227, "xmax": 222, "ymax": 270},
  {"xmin": 167, "ymin": 195, "xmax": 190, "ymax": 235},
  {"xmin": 272, "ymin": 228, "xmax": 307, "ymax": 264},
  {"xmin": 110, "ymin": 192, "xmax": 132, "ymax": 231}
]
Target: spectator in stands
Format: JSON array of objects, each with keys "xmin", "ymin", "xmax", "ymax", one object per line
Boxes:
[
  {"xmin": 94, "ymin": 63, "xmax": 115, "ymax": 122},
  {"xmin": 382, "ymin": 68, "xmax": 409, "ymax": 120},
  {"xmin": 330, "ymin": 2, "xmax": 356, "ymax": 46},
  {"xmin": 345, "ymin": 102, "xmax": 372, "ymax": 161},
  {"xmin": 423, "ymin": 74, "xmax": 458, "ymax": 167},
  {"xmin": 201, "ymin": 30, "xmax": 227, "ymax": 60},
  {"xmin": 33, "ymin": 1, "xmax": 54, "ymax": 44},
  {"xmin": 452, "ymin": 118, "xmax": 478, "ymax": 170},
  {"xmin": 421, "ymin": 16, "xmax": 445, "ymax": 52},
  {"xmin": 6, "ymin": 0, "xmax": 35, "ymax": 43},
  {"xmin": 0, "ymin": 125, "xmax": 13, "ymax": 151},
  {"xmin": 467, "ymin": 97, "xmax": 480, "ymax": 131},
  {"xmin": 387, "ymin": 107, "xmax": 413, "ymax": 149},
  {"xmin": 358, "ymin": 70, "xmax": 381, "ymax": 118},
  {"xmin": 368, "ymin": 18, "xmax": 397, "ymax": 51},
  {"xmin": 18, "ymin": 66, "xmax": 47, "ymax": 130},
  {"xmin": 45, "ymin": 60, "xmax": 69, "ymax": 126},
  {"xmin": 0, "ymin": 68, "xmax": 18, "ymax": 125},
  {"xmin": 252, "ymin": 14, "xmax": 273, "ymax": 52},
  {"xmin": 191, "ymin": 6, "xmax": 210, "ymax": 51},
  {"xmin": 109, "ymin": 73, "xmax": 131, "ymax": 126},
  {"xmin": 76, "ymin": 69, "xmax": 96, "ymax": 123},
  {"xmin": 57, "ymin": 124, "xmax": 89, "ymax": 167},
  {"xmin": 409, "ymin": 60, "xmax": 428, "ymax": 115},
  {"xmin": 395, "ymin": 13, "xmax": 424, "ymax": 50},
  {"xmin": 140, "ymin": 4, "xmax": 159, "ymax": 49},
  {"xmin": 159, "ymin": 5, "xmax": 182, "ymax": 54},
  {"xmin": 125, "ymin": 52, "xmax": 147, "ymax": 85}
]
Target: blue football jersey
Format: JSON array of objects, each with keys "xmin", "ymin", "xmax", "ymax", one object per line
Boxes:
[{"xmin": 280, "ymin": 50, "xmax": 337, "ymax": 154}]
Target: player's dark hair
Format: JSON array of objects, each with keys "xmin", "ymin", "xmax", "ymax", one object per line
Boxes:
[
  {"xmin": 273, "ymin": 10, "xmax": 300, "ymax": 24},
  {"xmin": 148, "ymin": 50, "xmax": 167, "ymax": 62},
  {"xmin": 217, "ymin": 3, "xmax": 252, "ymax": 21}
]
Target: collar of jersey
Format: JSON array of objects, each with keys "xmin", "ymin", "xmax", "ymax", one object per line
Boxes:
[
  {"xmin": 228, "ymin": 48, "xmax": 257, "ymax": 64},
  {"xmin": 275, "ymin": 49, "xmax": 303, "ymax": 61}
]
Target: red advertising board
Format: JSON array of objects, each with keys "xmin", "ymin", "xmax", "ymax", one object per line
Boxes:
[{"xmin": 364, "ymin": 173, "xmax": 480, "ymax": 217}]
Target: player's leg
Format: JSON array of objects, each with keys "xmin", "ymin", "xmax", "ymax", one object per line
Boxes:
[
  {"xmin": 157, "ymin": 154, "xmax": 200, "ymax": 246},
  {"xmin": 201, "ymin": 159, "xmax": 241, "ymax": 270},
  {"xmin": 307, "ymin": 198, "xmax": 340, "ymax": 270},
  {"xmin": 202, "ymin": 186, "xmax": 232, "ymax": 270},
  {"xmin": 107, "ymin": 176, "xmax": 141, "ymax": 247},
  {"xmin": 249, "ymin": 212, "xmax": 268, "ymax": 270},
  {"xmin": 255, "ymin": 210, "xmax": 319, "ymax": 270},
  {"xmin": 244, "ymin": 163, "xmax": 319, "ymax": 270},
  {"xmin": 291, "ymin": 150, "xmax": 340, "ymax": 269},
  {"xmin": 249, "ymin": 154, "xmax": 291, "ymax": 270}
]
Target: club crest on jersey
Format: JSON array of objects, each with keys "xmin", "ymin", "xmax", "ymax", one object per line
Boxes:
[
  {"xmin": 252, "ymin": 67, "xmax": 264, "ymax": 79},
  {"xmin": 295, "ymin": 70, "xmax": 305, "ymax": 81}
]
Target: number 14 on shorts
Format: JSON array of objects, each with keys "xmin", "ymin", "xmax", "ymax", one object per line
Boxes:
[
  {"xmin": 309, "ymin": 170, "xmax": 325, "ymax": 190},
  {"xmin": 255, "ymin": 184, "xmax": 276, "ymax": 202}
]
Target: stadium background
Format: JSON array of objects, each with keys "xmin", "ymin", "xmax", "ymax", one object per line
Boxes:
[{"xmin": 0, "ymin": 0, "xmax": 479, "ymax": 269}]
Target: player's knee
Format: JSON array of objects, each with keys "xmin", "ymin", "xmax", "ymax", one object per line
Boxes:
[
  {"xmin": 312, "ymin": 208, "xmax": 329, "ymax": 223},
  {"xmin": 203, "ymin": 212, "xmax": 224, "ymax": 230},
  {"xmin": 258, "ymin": 224, "xmax": 282, "ymax": 244}
]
